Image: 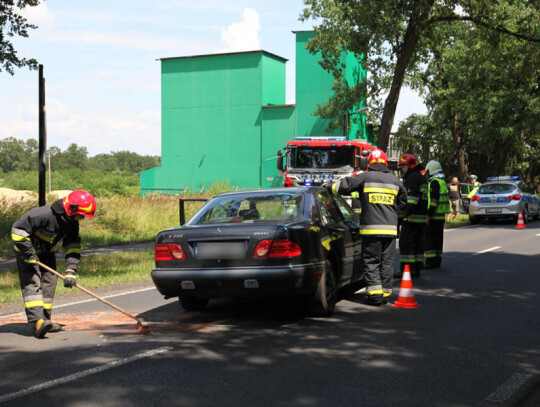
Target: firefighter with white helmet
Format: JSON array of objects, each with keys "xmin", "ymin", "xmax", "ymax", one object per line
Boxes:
[
  {"xmin": 424, "ymin": 161, "xmax": 450, "ymax": 269},
  {"xmin": 11, "ymin": 190, "xmax": 96, "ymax": 338}
]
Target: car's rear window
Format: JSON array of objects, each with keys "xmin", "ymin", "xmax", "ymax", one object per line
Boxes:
[
  {"xmin": 478, "ymin": 183, "xmax": 516, "ymax": 194},
  {"xmin": 187, "ymin": 193, "xmax": 304, "ymax": 225}
]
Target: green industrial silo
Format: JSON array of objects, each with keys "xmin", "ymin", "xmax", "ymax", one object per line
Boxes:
[
  {"xmin": 140, "ymin": 31, "xmax": 369, "ymax": 195},
  {"xmin": 140, "ymin": 51, "xmax": 294, "ymax": 194}
]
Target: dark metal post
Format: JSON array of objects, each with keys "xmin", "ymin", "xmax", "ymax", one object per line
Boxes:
[{"xmin": 38, "ymin": 65, "xmax": 47, "ymax": 206}]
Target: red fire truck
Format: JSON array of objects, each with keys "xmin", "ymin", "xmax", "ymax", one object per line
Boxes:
[{"xmin": 277, "ymin": 136, "xmax": 374, "ymax": 187}]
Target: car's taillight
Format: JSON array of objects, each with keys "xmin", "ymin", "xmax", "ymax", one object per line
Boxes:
[
  {"xmin": 254, "ymin": 239, "xmax": 301, "ymax": 258},
  {"xmin": 509, "ymin": 194, "xmax": 522, "ymax": 200},
  {"xmin": 155, "ymin": 243, "xmax": 186, "ymax": 261},
  {"xmin": 470, "ymin": 196, "xmax": 481, "ymax": 202}
]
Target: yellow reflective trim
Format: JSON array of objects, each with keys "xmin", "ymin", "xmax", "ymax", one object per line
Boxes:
[
  {"xmin": 14, "ymin": 245, "xmax": 20, "ymax": 252},
  {"xmin": 25, "ymin": 300, "xmax": 44, "ymax": 308},
  {"xmin": 321, "ymin": 237, "xmax": 332, "ymax": 251},
  {"xmin": 43, "ymin": 303, "xmax": 53, "ymax": 310},
  {"xmin": 24, "ymin": 258, "xmax": 37, "ymax": 264},
  {"xmin": 66, "ymin": 248, "xmax": 81, "ymax": 255},
  {"xmin": 360, "ymin": 229, "xmax": 398, "ymax": 236},
  {"xmin": 368, "ymin": 193, "xmax": 395, "ymax": 205},
  {"xmin": 332, "ymin": 183, "xmax": 338, "ymax": 195},
  {"xmin": 367, "ymin": 289, "xmax": 384, "ymax": 295},
  {"xmin": 35, "ymin": 230, "xmax": 54, "ymax": 243},
  {"xmin": 364, "ymin": 187, "xmax": 398, "ymax": 195},
  {"xmin": 79, "ymin": 203, "xmax": 93, "ymax": 211},
  {"xmin": 11, "ymin": 233, "xmax": 29, "ymax": 242}
]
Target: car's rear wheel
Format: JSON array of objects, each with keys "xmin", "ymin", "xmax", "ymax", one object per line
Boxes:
[
  {"xmin": 179, "ymin": 296, "xmax": 209, "ymax": 311},
  {"xmin": 469, "ymin": 215, "xmax": 480, "ymax": 224},
  {"xmin": 310, "ymin": 260, "xmax": 338, "ymax": 317}
]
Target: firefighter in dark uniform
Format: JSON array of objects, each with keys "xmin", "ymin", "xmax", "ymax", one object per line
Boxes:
[
  {"xmin": 328, "ymin": 149, "xmax": 407, "ymax": 306},
  {"xmin": 395, "ymin": 154, "xmax": 428, "ymax": 278},
  {"xmin": 424, "ymin": 161, "xmax": 450, "ymax": 269},
  {"xmin": 11, "ymin": 190, "xmax": 96, "ymax": 338}
]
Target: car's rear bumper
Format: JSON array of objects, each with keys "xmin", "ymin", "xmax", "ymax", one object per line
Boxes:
[
  {"xmin": 469, "ymin": 202, "xmax": 523, "ymax": 218},
  {"xmin": 151, "ymin": 262, "xmax": 325, "ymax": 299}
]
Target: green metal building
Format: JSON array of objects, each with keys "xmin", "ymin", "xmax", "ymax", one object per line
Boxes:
[{"xmin": 140, "ymin": 31, "xmax": 369, "ymax": 194}]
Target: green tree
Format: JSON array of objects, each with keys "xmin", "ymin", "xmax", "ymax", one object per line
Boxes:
[
  {"xmin": 414, "ymin": 16, "xmax": 540, "ymax": 183},
  {"xmin": 0, "ymin": 136, "xmax": 38, "ymax": 171},
  {"xmin": 0, "ymin": 0, "xmax": 40, "ymax": 75},
  {"xmin": 301, "ymin": 0, "xmax": 540, "ymax": 151}
]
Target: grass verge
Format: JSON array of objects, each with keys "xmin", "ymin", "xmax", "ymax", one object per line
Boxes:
[{"xmin": 0, "ymin": 249, "xmax": 154, "ymax": 304}]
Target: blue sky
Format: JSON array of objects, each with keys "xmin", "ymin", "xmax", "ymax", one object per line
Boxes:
[{"xmin": 0, "ymin": 0, "xmax": 426, "ymax": 157}]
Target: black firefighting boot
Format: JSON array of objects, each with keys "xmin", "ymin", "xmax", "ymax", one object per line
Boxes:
[
  {"xmin": 364, "ymin": 294, "xmax": 385, "ymax": 306},
  {"xmin": 48, "ymin": 322, "xmax": 64, "ymax": 332},
  {"xmin": 33, "ymin": 318, "xmax": 53, "ymax": 339}
]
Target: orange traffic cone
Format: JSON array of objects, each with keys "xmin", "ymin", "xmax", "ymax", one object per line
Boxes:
[
  {"xmin": 393, "ymin": 265, "xmax": 420, "ymax": 309},
  {"xmin": 516, "ymin": 211, "xmax": 526, "ymax": 229}
]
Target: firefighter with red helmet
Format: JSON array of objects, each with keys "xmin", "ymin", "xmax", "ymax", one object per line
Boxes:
[
  {"xmin": 395, "ymin": 153, "xmax": 428, "ymax": 278},
  {"xmin": 327, "ymin": 149, "xmax": 407, "ymax": 306},
  {"xmin": 11, "ymin": 190, "xmax": 96, "ymax": 338}
]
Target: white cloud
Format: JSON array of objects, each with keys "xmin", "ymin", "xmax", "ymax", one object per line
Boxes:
[
  {"xmin": 19, "ymin": 1, "xmax": 57, "ymax": 28},
  {"xmin": 217, "ymin": 8, "xmax": 261, "ymax": 52},
  {"xmin": 1, "ymin": 100, "xmax": 161, "ymax": 157}
]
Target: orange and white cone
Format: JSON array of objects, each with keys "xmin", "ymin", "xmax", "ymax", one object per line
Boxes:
[
  {"xmin": 516, "ymin": 211, "xmax": 526, "ymax": 229},
  {"xmin": 393, "ymin": 265, "xmax": 420, "ymax": 309}
]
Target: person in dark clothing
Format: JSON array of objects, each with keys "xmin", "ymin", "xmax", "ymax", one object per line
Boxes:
[
  {"xmin": 11, "ymin": 190, "xmax": 96, "ymax": 338},
  {"xmin": 395, "ymin": 154, "xmax": 428, "ymax": 278},
  {"xmin": 328, "ymin": 148, "xmax": 407, "ymax": 306}
]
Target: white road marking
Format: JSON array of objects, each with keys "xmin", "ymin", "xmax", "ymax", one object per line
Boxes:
[
  {"xmin": 473, "ymin": 246, "xmax": 501, "ymax": 256},
  {"xmin": 486, "ymin": 373, "xmax": 532, "ymax": 402},
  {"xmin": 0, "ymin": 287, "xmax": 155, "ymax": 320},
  {"xmin": 536, "ymin": 233, "xmax": 540, "ymax": 236},
  {"xmin": 0, "ymin": 346, "xmax": 172, "ymax": 403}
]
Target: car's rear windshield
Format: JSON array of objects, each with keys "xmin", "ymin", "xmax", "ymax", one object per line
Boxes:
[
  {"xmin": 187, "ymin": 192, "xmax": 304, "ymax": 225},
  {"xmin": 478, "ymin": 183, "xmax": 516, "ymax": 194}
]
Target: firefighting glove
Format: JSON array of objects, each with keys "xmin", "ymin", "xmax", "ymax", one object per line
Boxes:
[{"xmin": 64, "ymin": 269, "xmax": 78, "ymax": 288}]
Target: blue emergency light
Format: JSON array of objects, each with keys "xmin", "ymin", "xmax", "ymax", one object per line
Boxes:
[{"xmin": 487, "ymin": 176, "xmax": 520, "ymax": 181}]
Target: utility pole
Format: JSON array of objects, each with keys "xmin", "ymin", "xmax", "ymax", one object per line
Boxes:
[
  {"xmin": 38, "ymin": 65, "xmax": 47, "ymax": 206},
  {"xmin": 48, "ymin": 150, "xmax": 51, "ymax": 193}
]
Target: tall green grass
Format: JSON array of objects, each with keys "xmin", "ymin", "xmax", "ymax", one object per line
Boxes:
[
  {"xmin": 0, "ymin": 250, "xmax": 154, "ymax": 304},
  {"xmin": 0, "ymin": 180, "xmax": 241, "ymax": 258}
]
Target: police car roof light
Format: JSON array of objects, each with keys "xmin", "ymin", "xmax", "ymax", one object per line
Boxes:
[{"xmin": 487, "ymin": 176, "xmax": 520, "ymax": 181}]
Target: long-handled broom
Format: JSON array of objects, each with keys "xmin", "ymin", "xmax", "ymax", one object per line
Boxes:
[{"xmin": 36, "ymin": 261, "xmax": 150, "ymax": 333}]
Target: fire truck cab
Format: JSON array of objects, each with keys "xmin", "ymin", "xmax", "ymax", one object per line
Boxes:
[{"xmin": 277, "ymin": 137, "xmax": 374, "ymax": 187}]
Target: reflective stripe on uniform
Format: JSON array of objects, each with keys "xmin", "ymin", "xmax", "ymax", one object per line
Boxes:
[
  {"xmin": 425, "ymin": 250, "xmax": 437, "ymax": 258},
  {"xmin": 66, "ymin": 248, "xmax": 81, "ymax": 255},
  {"xmin": 360, "ymin": 224, "xmax": 397, "ymax": 236},
  {"xmin": 35, "ymin": 230, "xmax": 55, "ymax": 243},
  {"xmin": 43, "ymin": 303, "xmax": 53, "ymax": 310},
  {"xmin": 24, "ymin": 300, "xmax": 44, "ymax": 308},
  {"xmin": 365, "ymin": 182, "xmax": 400, "ymax": 193},
  {"xmin": 11, "ymin": 233, "xmax": 30, "ymax": 242}
]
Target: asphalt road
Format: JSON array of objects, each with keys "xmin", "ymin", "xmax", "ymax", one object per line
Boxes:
[{"xmin": 1, "ymin": 221, "xmax": 539, "ymax": 406}]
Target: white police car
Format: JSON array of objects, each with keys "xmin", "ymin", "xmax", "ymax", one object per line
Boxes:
[{"xmin": 469, "ymin": 176, "xmax": 540, "ymax": 224}]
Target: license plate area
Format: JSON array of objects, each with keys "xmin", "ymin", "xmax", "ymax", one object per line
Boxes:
[
  {"xmin": 196, "ymin": 242, "xmax": 245, "ymax": 259},
  {"xmin": 486, "ymin": 208, "xmax": 502, "ymax": 214}
]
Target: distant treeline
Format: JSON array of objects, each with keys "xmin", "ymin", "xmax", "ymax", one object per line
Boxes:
[
  {"xmin": 0, "ymin": 137, "xmax": 161, "ymax": 196},
  {"xmin": 0, "ymin": 137, "xmax": 160, "ymax": 173}
]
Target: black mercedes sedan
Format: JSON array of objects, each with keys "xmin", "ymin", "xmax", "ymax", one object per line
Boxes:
[{"xmin": 151, "ymin": 187, "xmax": 364, "ymax": 316}]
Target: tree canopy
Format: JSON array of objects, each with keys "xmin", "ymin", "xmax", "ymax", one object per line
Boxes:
[
  {"xmin": 301, "ymin": 0, "xmax": 540, "ymax": 152},
  {"xmin": 0, "ymin": 0, "xmax": 40, "ymax": 75}
]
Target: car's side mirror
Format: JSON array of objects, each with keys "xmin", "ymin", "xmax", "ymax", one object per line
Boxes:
[
  {"xmin": 358, "ymin": 157, "xmax": 368, "ymax": 171},
  {"xmin": 277, "ymin": 150, "xmax": 283, "ymax": 171}
]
